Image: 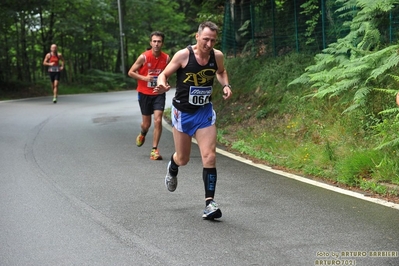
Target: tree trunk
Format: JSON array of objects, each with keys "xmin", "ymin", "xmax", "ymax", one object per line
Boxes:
[
  {"xmin": 115, "ymin": 48, "xmax": 121, "ymax": 74},
  {"xmin": 14, "ymin": 16, "xmax": 22, "ymax": 81},
  {"xmin": 20, "ymin": 11, "xmax": 31, "ymax": 82}
]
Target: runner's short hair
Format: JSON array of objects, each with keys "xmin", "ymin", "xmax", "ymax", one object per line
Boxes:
[
  {"xmin": 198, "ymin": 21, "xmax": 218, "ymax": 34},
  {"xmin": 150, "ymin": 31, "xmax": 165, "ymax": 42}
]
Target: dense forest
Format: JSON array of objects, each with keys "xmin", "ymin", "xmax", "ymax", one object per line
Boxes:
[{"xmin": 0, "ymin": 0, "xmax": 226, "ymax": 85}]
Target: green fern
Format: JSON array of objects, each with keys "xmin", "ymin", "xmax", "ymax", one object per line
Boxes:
[
  {"xmin": 387, "ymin": 74, "xmax": 399, "ymax": 83},
  {"xmin": 368, "ymin": 47, "xmax": 399, "ymax": 80},
  {"xmin": 290, "ymin": 0, "xmax": 399, "ymax": 114},
  {"xmin": 336, "ymin": 0, "xmax": 357, "ymax": 18},
  {"xmin": 378, "ymin": 108, "xmax": 399, "ymax": 115},
  {"xmin": 373, "ymin": 75, "xmax": 399, "ymax": 150},
  {"xmin": 375, "ymin": 138, "xmax": 399, "ymax": 150}
]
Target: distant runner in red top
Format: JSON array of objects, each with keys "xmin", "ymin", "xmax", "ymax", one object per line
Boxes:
[
  {"xmin": 128, "ymin": 31, "xmax": 170, "ymax": 160},
  {"xmin": 43, "ymin": 44, "xmax": 65, "ymax": 103}
]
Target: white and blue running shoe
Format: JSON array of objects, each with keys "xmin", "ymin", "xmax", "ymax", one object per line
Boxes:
[
  {"xmin": 165, "ymin": 161, "xmax": 178, "ymax": 192},
  {"xmin": 202, "ymin": 200, "xmax": 222, "ymax": 220}
]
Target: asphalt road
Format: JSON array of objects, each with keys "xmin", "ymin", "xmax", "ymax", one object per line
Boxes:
[{"xmin": 1, "ymin": 91, "xmax": 399, "ymax": 266}]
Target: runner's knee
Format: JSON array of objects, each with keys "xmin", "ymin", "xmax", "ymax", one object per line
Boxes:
[
  {"xmin": 141, "ymin": 120, "xmax": 151, "ymax": 129},
  {"xmin": 201, "ymin": 152, "xmax": 216, "ymax": 166},
  {"xmin": 153, "ymin": 116, "xmax": 163, "ymax": 125},
  {"xmin": 175, "ymin": 155, "xmax": 189, "ymax": 166}
]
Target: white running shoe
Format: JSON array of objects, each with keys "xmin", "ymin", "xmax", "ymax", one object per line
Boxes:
[
  {"xmin": 165, "ymin": 161, "xmax": 178, "ymax": 192},
  {"xmin": 202, "ymin": 200, "xmax": 222, "ymax": 220}
]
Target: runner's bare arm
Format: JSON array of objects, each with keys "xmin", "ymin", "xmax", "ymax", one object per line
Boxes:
[
  {"xmin": 214, "ymin": 50, "xmax": 232, "ymax": 100},
  {"xmin": 58, "ymin": 54, "xmax": 65, "ymax": 70},
  {"xmin": 43, "ymin": 54, "xmax": 52, "ymax": 66},
  {"xmin": 128, "ymin": 55, "xmax": 152, "ymax": 82}
]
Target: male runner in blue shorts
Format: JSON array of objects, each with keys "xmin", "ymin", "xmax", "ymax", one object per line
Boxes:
[{"xmin": 155, "ymin": 21, "xmax": 232, "ymax": 219}]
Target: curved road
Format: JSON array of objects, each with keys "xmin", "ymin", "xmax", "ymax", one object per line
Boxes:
[{"xmin": 1, "ymin": 91, "xmax": 398, "ymax": 266}]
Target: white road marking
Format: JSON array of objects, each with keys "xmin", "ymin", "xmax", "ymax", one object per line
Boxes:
[{"xmin": 162, "ymin": 119, "xmax": 399, "ymax": 211}]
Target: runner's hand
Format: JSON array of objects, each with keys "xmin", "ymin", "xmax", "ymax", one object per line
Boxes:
[
  {"xmin": 154, "ymin": 84, "xmax": 170, "ymax": 94},
  {"xmin": 223, "ymin": 86, "xmax": 232, "ymax": 100},
  {"xmin": 144, "ymin": 75, "xmax": 154, "ymax": 82}
]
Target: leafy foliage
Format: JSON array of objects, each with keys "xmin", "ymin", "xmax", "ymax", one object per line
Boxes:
[
  {"xmin": 214, "ymin": 0, "xmax": 399, "ymax": 196},
  {"xmin": 300, "ymin": 0, "xmax": 321, "ymax": 45},
  {"xmin": 0, "ymin": 0, "xmax": 225, "ymax": 84},
  {"xmin": 372, "ymin": 75, "xmax": 399, "ymax": 150},
  {"xmin": 290, "ymin": 0, "xmax": 399, "ymax": 115}
]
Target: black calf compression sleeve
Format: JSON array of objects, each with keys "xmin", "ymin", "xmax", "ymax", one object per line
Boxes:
[
  {"xmin": 169, "ymin": 154, "xmax": 179, "ymax": 176},
  {"xmin": 170, "ymin": 154, "xmax": 179, "ymax": 170},
  {"xmin": 203, "ymin": 168, "xmax": 217, "ymax": 199}
]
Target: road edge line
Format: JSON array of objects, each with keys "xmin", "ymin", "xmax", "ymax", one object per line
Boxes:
[{"xmin": 162, "ymin": 118, "xmax": 399, "ymax": 211}]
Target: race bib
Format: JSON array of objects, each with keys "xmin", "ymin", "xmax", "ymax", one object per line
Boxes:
[
  {"xmin": 48, "ymin": 66, "xmax": 60, "ymax": 72},
  {"xmin": 188, "ymin": 86, "xmax": 212, "ymax": 106},
  {"xmin": 147, "ymin": 76, "xmax": 157, "ymax": 88}
]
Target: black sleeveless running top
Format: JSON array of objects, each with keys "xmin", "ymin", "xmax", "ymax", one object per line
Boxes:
[{"xmin": 173, "ymin": 45, "xmax": 218, "ymax": 113}]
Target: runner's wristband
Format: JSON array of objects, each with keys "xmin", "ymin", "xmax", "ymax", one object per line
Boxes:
[{"xmin": 223, "ymin": 84, "xmax": 231, "ymax": 89}]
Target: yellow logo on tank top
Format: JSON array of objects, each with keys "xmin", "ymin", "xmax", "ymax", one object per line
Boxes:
[{"xmin": 183, "ymin": 69, "xmax": 216, "ymax": 86}]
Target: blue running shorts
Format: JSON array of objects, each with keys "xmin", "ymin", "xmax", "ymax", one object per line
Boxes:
[{"xmin": 171, "ymin": 103, "xmax": 216, "ymax": 137}]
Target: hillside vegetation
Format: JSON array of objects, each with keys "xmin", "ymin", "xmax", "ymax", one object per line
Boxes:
[
  {"xmin": 211, "ymin": 53, "xmax": 399, "ymax": 202},
  {"xmin": 211, "ymin": 0, "xmax": 399, "ymax": 203}
]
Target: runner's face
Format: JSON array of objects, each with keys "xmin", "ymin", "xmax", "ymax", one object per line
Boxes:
[
  {"xmin": 196, "ymin": 27, "xmax": 217, "ymax": 52},
  {"xmin": 50, "ymin": 45, "xmax": 57, "ymax": 53},
  {"xmin": 150, "ymin": 36, "xmax": 163, "ymax": 52}
]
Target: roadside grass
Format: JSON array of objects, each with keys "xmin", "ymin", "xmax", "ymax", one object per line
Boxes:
[{"xmin": 212, "ymin": 52, "xmax": 399, "ymax": 200}]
